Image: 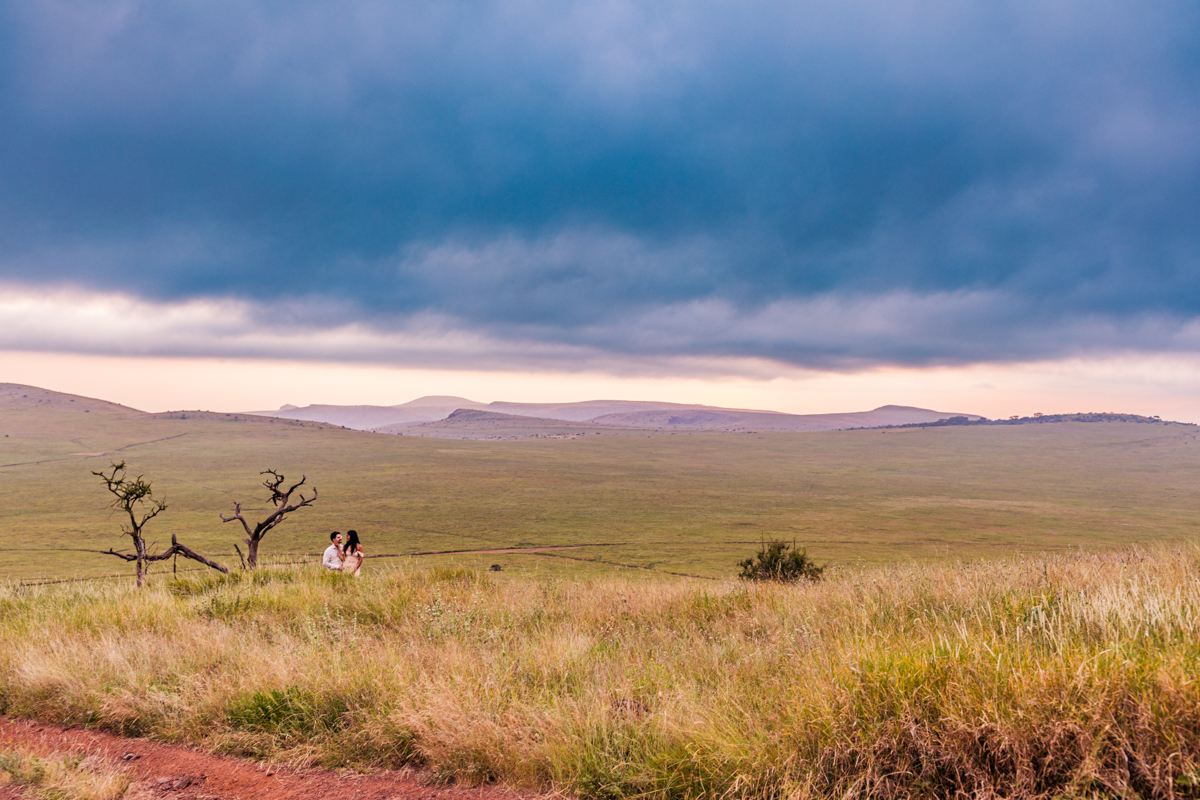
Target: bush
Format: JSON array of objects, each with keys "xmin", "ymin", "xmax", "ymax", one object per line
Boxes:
[
  {"xmin": 738, "ymin": 540, "xmax": 824, "ymax": 583},
  {"xmin": 228, "ymin": 687, "xmax": 347, "ymax": 737}
]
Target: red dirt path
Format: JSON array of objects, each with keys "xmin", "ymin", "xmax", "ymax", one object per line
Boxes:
[{"xmin": 0, "ymin": 716, "xmax": 538, "ymax": 800}]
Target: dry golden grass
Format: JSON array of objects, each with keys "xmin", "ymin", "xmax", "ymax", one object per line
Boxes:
[
  {"xmin": 0, "ymin": 746, "xmax": 130, "ymax": 800},
  {"xmin": 1, "ymin": 547, "xmax": 1199, "ymax": 798}
]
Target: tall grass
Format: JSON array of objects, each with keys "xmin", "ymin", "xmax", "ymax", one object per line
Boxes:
[
  {"xmin": 0, "ymin": 747, "xmax": 130, "ymax": 800},
  {"xmin": 1, "ymin": 549, "xmax": 1198, "ymax": 798}
]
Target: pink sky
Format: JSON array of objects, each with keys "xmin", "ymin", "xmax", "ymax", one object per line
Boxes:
[{"xmin": 4, "ymin": 349, "xmax": 1198, "ymax": 423}]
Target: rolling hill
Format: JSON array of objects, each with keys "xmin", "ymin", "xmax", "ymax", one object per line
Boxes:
[
  {"xmin": 588, "ymin": 404, "xmax": 979, "ymax": 431},
  {"xmin": 0, "ymin": 382, "xmax": 140, "ymax": 415},
  {"xmin": 244, "ymin": 396, "xmax": 489, "ymax": 429},
  {"xmin": 379, "ymin": 408, "xmax": 672, "ymax": 439},
  {"xmin": 253, "ymin": 396, "xmax": 982, "ymax": 433}
]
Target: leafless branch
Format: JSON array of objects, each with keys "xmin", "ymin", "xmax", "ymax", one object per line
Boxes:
[
  {"xmin": 284, "ymin": 477, "xmax": 307, "ymax": 500},
  {"xmin": 219, "ymin": 501, "xmax": 254, "ymax": 537},
  {"xmin": 101, "ymin": 537, "xmax": 229, "ymax": 574},
  {"xmin": 225, "ymin": 470, "xmax": 318, "ymax": 567},
  {"xmin": 168, "ymin": 534, "xmax": 230, "ymax": 574}
]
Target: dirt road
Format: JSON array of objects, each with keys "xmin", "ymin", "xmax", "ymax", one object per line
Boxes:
[{"xmin": 0, "ymin": 716, "xmax": 533, "ymax": 800}]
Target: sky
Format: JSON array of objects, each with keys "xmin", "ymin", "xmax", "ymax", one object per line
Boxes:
[{"xmin": 1, "ymin": 1, "xmax": 1199, "ymax": 417}]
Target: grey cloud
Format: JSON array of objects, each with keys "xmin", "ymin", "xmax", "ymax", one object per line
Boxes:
[
  {"xmin": 4, "ymin": 283, "xmax": 1199, "ymax": 376},
  {"xmin": 0, "ymin": 0, "xmax": 1198, "ymax": 369}
]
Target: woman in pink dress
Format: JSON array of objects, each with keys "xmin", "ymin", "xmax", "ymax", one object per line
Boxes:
[{"xmin": 340, "ymin": 529, "xmax": 364, "ymax": 577}]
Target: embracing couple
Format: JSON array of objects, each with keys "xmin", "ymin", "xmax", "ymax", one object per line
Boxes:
[{"xmin": 322, "ymin": 530, "xmax": 365, "ymax": 576}]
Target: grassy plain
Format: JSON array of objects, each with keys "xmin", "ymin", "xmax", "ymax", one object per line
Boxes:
[
  {"xmin": 4, "ymin": 392, "xmax": 1200, "ymax": 798},
  {"xmin": 0, "ymin": 549, "xmax": 1198, "ymax": 798},
  {"xmin": 2, "ymin": 394, "xmax": 1199, "ymax": 583}
]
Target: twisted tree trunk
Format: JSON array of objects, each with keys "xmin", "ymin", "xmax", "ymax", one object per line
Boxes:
[
  {"xmin": 104, "ymin": 534, "xmax": 230, "ymax": 581},
  {"xmin": 221, "ymin": 471, "xmax": 317, "ymax": 568}
]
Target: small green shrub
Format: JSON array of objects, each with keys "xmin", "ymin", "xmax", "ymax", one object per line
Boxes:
[
  {"xmin": 738, "ymin": 540, "xmax": 824, "ymax": 583},
  {"xmin": 167, "ymin": 572, "xmax": 232, "ymax": 597},
  {"xmin": 171, "ymin": 568, "xmax": 298, "ymax": 598},
  {"xmin": 198, "ymin": 594, "xmax": 254, "ymax": 621},
  {"xmin": 0, "ymin": 750, "xmax": 48, "ymax": 787},
  {"xmin": 247, "ymin": 568, "xmax": 296, "ymax": 587},
  {"xmin": 228, "ymin": 686, "xmax": 347, "ymax": 736}
]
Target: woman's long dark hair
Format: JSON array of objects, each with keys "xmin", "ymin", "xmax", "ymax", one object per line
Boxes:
[{"xmin": 345, "ymin": 529, "xmax": 361, "ymax": 554}]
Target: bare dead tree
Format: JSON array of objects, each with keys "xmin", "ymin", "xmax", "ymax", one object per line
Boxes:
[
  {"xmin": 94, "ymin": 462, "xmax": 229, "ymax": 587},
  {"xmin": 220, "ymin": 470, "xmax": 317, "ymax": 568}
]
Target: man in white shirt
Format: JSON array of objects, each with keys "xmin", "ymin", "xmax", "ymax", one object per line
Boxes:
[{"xmin": 322, "ymin": 531, "xmax": 344, "ymax": 570}]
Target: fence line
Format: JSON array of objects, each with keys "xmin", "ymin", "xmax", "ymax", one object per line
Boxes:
[{"xmin": 12, "ymin": 541, "xmax": 709, "ymax": 586}]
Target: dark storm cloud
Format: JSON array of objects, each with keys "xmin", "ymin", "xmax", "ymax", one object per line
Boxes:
[{"xmin": 0, "ymin": 0, "xmax": 1197, "ymax": 368}]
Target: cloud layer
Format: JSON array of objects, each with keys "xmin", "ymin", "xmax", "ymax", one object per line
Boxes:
[{"xmin": 1, "ymin": 0, "xmax": 1198, "ymax": 370}]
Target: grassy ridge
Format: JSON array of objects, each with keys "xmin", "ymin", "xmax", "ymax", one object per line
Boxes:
[
  {"xmin": 4, "ymin": 399, "xmax": 1200, "ymax": 581},
  {"xmin": 1, "ymin": 547, "xmax": 1198, "ymax": 798}
]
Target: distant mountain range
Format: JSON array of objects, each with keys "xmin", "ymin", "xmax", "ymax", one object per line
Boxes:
[
  {"xmin": 384, "ymin": 408, "xmax": 661, "ymax": 439},
  {"xmin": 248, "ymin": 396, "xmax": 984, "ymax": 434},
  {"xmin": 2, "ymin": 383, "xmax": 1182, "ymax": 441}
]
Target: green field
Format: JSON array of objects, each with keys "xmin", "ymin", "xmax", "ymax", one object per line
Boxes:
[{"xmin": 2, "ymin": 393, "xmax": 1199, "ymax": 583}]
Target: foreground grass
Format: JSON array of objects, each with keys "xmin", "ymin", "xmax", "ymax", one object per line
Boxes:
[
  {"xmin": 0, "ymin": 746, "xmax": 130, "ymax": 800},
  {"xmin": 1, "ymin": 548, "xmax": 1199, "ymax": 799}
]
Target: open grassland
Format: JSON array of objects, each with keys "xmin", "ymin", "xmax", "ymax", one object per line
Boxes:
[
  {"xmin": 2, "ymin": 399, "xmax": 1200, "ymax": 582},
  {"xmin": 1, "ymin": 547, "xmax": 1199, "ymax": 799}
]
